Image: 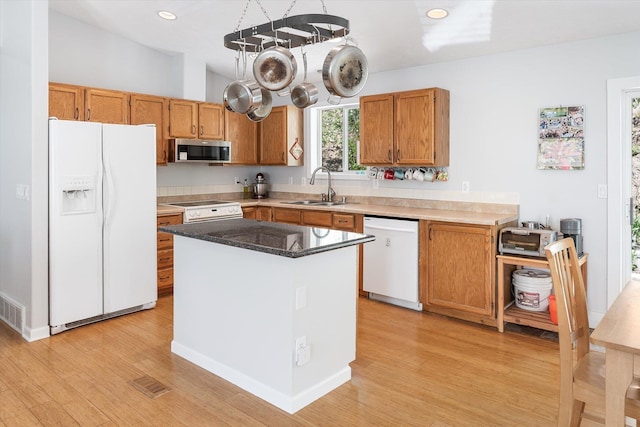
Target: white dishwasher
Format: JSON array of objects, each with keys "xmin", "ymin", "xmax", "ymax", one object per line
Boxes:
[{"xmin": 363, "ymin": 216, "xmax": 422, "ymax": 311}]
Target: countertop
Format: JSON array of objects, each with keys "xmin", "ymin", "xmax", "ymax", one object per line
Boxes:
[
  {"xmin": 160, "ymin": 219, "xmax": 375, "ymax": 258},
  {"xmin": 157, "ymin": 195, "xmax": 519, "ymax": 226}
]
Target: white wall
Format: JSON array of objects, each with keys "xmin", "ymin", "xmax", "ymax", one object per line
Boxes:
[
  {"xmin": 46, "ymin": 10, "xmax": 640, "ymax": 323},
  {"xmin": 0, "ymin": 0, "xmax": 50, "ymax": 340}
]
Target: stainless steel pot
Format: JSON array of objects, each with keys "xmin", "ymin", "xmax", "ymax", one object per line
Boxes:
[
  {"xmin": 247, "ymin": 88, "xmax": 273, "ymax": 122},
  {"xmin": 322, "ymin": 44, "xmax": 368, "ymax": 101},
  {"xmin": 253, "ymin": 46, "xmax": 297, "ymax": 92},
  {"xmin": 223, "ymin": 79, "xmax": 263, "ymax": 115},
  {"xmin": 291, "ymin": 52, "xmax": 318, "ymax": 109}
]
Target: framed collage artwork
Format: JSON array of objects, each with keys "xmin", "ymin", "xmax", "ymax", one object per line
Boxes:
[{"xmin": 537, "ymin": 105, "xmax": 584, "ymax": 170}]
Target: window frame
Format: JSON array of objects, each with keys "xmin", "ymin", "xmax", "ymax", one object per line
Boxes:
[{"xmin": 307, "ymin": 103, "xmax": 368, "ymax": 181}]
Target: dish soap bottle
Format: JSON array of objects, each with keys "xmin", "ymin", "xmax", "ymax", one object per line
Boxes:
[{"xmin": 243, "ymin": 179, "xmax": 250, "ymax": 199}]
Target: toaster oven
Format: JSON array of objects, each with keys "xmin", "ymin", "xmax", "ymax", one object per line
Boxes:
[{"xmin": 499, "ymin": 227, "xmax": 558, "ymax": 257}]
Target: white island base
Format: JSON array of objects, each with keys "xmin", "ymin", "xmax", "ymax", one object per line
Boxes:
[{"xmin": 171, "ymin": 235, "xmax": 357, "ymax": 414}]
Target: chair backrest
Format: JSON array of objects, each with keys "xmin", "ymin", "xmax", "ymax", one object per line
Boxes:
[{"xmin": 545, "ymin": 238, "xmax": 590, "ymax": 371}]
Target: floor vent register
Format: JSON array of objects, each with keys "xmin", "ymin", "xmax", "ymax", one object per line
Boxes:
[{"xmin": 129, "ymin": 375, "xmax": 171, "ymax": 399}]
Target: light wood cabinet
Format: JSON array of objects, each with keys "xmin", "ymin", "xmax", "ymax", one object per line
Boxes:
[
  {"xmin": 360, "ymin": 87, "xmax": 449, "ymax": 166},
  {"xmin": 168, "ymin": 100, "xmax": 226, "ymax": 140},
  {"xmin": 49, "ymin": 83, "xmax": 84, "ymax": 120},
  {"xmin": 85, "ymin": 88, "xmax": 129, "ymax": 124},
  {"xmin": 243, "ymin": 206, "xmax": 272, "ymax": 221},
  {"xmin": 226, "ymin": 111, "xmax": 258, "ymax": 164},
  {"xmin": 198, "ymin": 103, "xmax": 225, "ymax": 140},
  {"xmin": 130, "ymin": 94, "xmax": 169, "ymax": 165},
  {"xmin": 420, "ymin": 221, "xmax": 495, "ymax": 325},
  {"xmin": 169, "ymin": 99, "xmax": 198, "ymax": 138},
  {"xmin": 272, "ymin": 207, "xmax": 302, "ymax": 224},
  {"xmin": 156, "ymin": 213, "xmax": 183, "ymax": 295},
  {"xmin": 259, "ymin": 106, "xmax": 303, "ymax": 166}
]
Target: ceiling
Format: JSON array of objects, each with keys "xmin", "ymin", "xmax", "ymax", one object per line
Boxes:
[{"xmin": 48, "ymin": 0, "xmax": 640, "ymax": 83}]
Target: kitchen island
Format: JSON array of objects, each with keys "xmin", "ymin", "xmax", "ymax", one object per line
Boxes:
[{"xmin": 160, "ymin": 219, "xmax": 374, "ymax": 414}]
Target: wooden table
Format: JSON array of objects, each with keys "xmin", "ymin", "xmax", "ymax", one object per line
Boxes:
[
  {"xmin": 496, "ymin": 254, "xmax": 588, "ymax": 333},
  {"xmin": 590, "ymin": 280, "xmax": 640, "ymax": 426}
]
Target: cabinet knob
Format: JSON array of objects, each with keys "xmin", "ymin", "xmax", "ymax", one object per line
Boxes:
[
  {"xmin": 388, "ymin": 148, "xmax": 392, "ymax": 162},
  {"xmin": 74, "ymin": 107, "xmax": 79, "ymax": 120},
  {"xmin": 397, "ymin": 149, "xmax": 401, "ymax": 161},
  {"xmin": 200, "ymin": 125, "xmax": 204, "ymax": 134},
  {"xmin": 87, "ymin": 109, "xmax": 91, "ymax": 121},
  {"xmin": 192, "ymin": 125, "xmax": 196, "ymax": 135}
]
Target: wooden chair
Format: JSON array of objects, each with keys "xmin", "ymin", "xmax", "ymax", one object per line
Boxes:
[{"xmin": 545, "ymin": 238, "xmax": 640, "ymax": 426}]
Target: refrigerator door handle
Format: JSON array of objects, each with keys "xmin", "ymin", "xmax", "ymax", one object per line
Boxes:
[{"xmin": 102, "ymin": 148, "xmax": 114, "ymax": 227}]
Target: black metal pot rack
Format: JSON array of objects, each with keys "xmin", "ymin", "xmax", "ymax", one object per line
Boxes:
[{"xmin": 223, "ymin": 14, "xmax": 349, "ymax": 53}]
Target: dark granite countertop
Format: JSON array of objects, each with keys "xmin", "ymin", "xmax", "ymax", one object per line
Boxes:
[{"xmin": 160, "ymin": 219, "xmax": 375, "ymax": 258}]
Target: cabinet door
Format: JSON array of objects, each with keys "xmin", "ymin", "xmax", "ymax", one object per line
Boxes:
[
  {"xmin": 225, "ymin": 111, "xmax": 258, "ymax": 164},
  {"xmin": 359, "ymin": 94, "xmax": 394, "ymax": 165},
  {"xmin": 130, "ymin": 94, "xmax": 169, "ymax": 165},
  {"xmin": 242, "ymin": 207, "xmax": 257, "ymax": 219},
  {"xmin": 301, "ymin": 210, "xmax": 333, "ymax": 228},
  {"xmin": 169, "ymin": 99, "xmax": 198, "ymax": 138},
  {"xmin": 85, "ymin": 88, "xmax": 129, "ymax": 124},
  {"xmin": 49, "ymin": 83, "xmax": 84, "ymax": 120},
  {"xmin": 256, "ymin": 206, "xmax": 272, "ymax": 222},
  {"xmin": 198, "ymin": 103, "xmax": 225, "ymax": 140},
  {"xmin": 394, "ymin": 89, "xmax": 436, "ymax": 165},
  {"xmin": 272, "ymin": 208, "xmax": 300, "ymax": 224},
  {"xmin": 259, "ymin": 106, "xmax": 287, "ymax": 165},
  {"xmin": 426, "ymin": 222, "xmax": 493, "ymax": 316}
]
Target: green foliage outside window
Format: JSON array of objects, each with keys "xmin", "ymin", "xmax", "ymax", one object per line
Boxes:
[{"xmin": 320, "ymin": 107, "xmax": 365, "ymax": 173}]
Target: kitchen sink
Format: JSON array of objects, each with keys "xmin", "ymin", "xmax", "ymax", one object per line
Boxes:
[{"xmin": 281, "ymin": 200, "xmax": 350, "ymax": 206}]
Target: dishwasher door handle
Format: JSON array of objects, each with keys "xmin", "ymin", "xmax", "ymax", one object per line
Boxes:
[{"xmin": 364, "ymin": 224, "xmax": 417, "ymax": 234}]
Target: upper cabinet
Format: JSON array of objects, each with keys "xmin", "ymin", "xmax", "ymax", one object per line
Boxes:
[
  {"xmin": 49, "ymin": 83, "xmax": 85, "ymax": 121},
  {"xmin": 198, "ymin": 103, "xmax": 225, "ymax": 140},
  {"xmin": 168, "ymin": 99, "xmax": 198, "ymax": 138},
  {"xmin": 85, "ymin": 88, "xmax": 129, "ymax": 124},
  {"xmin": 225, "ymin": 111, "xmax": 258, "ymax": 164},
  {"xmin": 360, "ymin": 87, "xmax": 450, "ymax": 166},
  {"xmin": 130, "ymin": 94, "xmax": 169, "ymax": 165},
  {"xmin": 259, "ymin": 106, "xmax": 303, "ymax": 166},
  {"xmin": 168, "ymin": 100, "xmax": 225, "ymax": 140}
]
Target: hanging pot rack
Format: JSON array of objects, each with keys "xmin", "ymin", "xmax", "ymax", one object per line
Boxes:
[{"xmin": 223, "ymin": 13, "xmax": 350, "ymax": 53}]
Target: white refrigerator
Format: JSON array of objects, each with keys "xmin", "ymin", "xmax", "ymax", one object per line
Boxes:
[{"xmin": 49, "ymin": 119, "xmax": 157, "ymax": 334}]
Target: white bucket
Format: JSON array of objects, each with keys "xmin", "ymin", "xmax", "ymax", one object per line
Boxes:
[{"xmin": 512, "ymin": 269, "xmax": 553, "ymax": 312}]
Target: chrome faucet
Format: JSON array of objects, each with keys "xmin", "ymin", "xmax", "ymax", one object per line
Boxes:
[{"xmin": 310, "ymin": 166, "xmax": 335, "ymax": 202}]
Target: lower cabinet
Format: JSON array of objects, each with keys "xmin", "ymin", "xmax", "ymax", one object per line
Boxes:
[
  {"xmin": 157, "ymin": 213, "xmax": 182, "ymax": 295},
  {"xmin": 419, "ymin": 220, "xmax": 498, "ymax": 326},
  {"xmin": 243, "ymin": 206, "xmax": 272, "ymax": 221}
]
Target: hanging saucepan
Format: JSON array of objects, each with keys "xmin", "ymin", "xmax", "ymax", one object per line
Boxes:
[
  {"xmin": 322, "ymin": 44, "xmax": 368, "ymax": 104},
  {"xmin": 253, "ymin": 46, "xmax": 297, "ymax": 92},
  {"xmin": 223, "ymin": 50, "xmax": 263, "ymax": 114},
  {"xmin": 247, "ymin": 88, "xmax": 273, "ymax": 122},
  {"xmin": 291, "ymin": 52, "xmax": 319, "ymax": 109},
  {"xmin": 223, "ymin": 79, "xmax": 263, "ymax": 115}
]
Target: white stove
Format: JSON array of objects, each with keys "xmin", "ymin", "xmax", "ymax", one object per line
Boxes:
[{"xmin": 164, "ymin": 200, "xmax": 243, "ymax": 223}]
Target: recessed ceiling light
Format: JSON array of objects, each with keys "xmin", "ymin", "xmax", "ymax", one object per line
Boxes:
[
  {"xmin": 426, "ymin": 8, "xmax": 448, "ymax": 19},
  {"xmin": 157, "ymin": 10, "xmax": 177, "ymax": 21}
]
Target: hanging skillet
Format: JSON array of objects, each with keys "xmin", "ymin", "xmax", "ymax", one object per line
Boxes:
[
  {"xmin": 322, "ymin": 43, "xmax": 368, "ymax": 103},
  {"xmin": 253, "ymin": 46, "xmax": 297, "ymax": 92}
]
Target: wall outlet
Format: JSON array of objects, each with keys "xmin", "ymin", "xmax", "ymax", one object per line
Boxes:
[
  {"xmin": 15, "ymin": 184, "xmax": 30, "ymax": 200},
  {"xmin": 295, "ymin": 336, "xmax": 310, "ymax": 366},
  {"xmin": 288, "ymin": 176, "xmax": 294, "ymax": 185},
  {"xmin": 462, "ymin": 181, "xmax": 470, "ymax": 192},
  {"xmin": 234, "ymin": 177, "xmax": 240, "ymax": 184}
]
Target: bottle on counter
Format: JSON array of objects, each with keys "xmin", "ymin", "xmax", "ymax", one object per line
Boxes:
[{"xmin": 243, "ymin": 179, "xmax": 250, "ymax": 199}]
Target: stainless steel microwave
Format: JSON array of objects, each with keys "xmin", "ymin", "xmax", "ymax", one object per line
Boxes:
[{"xmin": 170, "ymin": 139, "xmax": 231, "ymax": 163}]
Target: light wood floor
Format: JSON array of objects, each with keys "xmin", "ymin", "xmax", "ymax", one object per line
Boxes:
[{"xmin": 0, "ymin": 296, "xmax": 559, "ymax": 426}]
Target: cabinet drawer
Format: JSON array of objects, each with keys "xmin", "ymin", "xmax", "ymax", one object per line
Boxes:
[
  {"xmin": 157, "ymin": 268, "xmax": 173, "ymax": 291},
  {"xmin": 157, "ymin": 213, "xmax": 182, "ymax": 227},
  {"xmin": 302, "ymin": 210, "xmax": 333, "ymax": 227},
  {"xmin": 157, "ymin": 232, "xmax": 174, "ymax": 250},
  {"xmin": 333, "ymin": 213, "xmax": 356, "ymax": 231},
  {"xmin": 272, "ymin": 208, "xmax": 301, "ymax": 224},
  {"xmin": 157, "ymin": 249, "xmax": 173, "ymax": 270}
]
